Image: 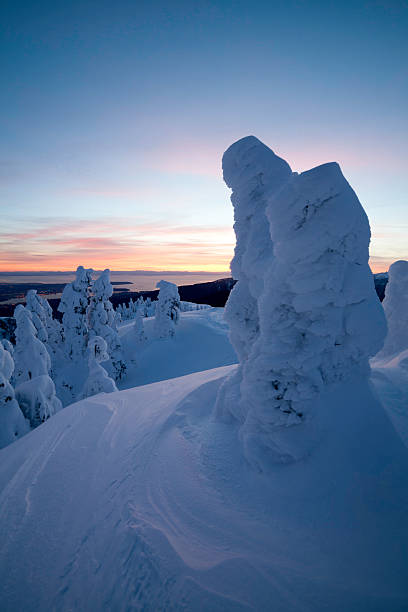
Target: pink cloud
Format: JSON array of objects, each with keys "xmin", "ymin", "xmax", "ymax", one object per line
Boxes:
[{"xmin": 0, "ymin": 217, "xmax": 235, "ymax": 272}]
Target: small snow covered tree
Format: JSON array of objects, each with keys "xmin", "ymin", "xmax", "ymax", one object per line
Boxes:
[
  {"xmin": 58, "ymin": 266, "xmax": 93, "ymax": 360},
  {"xmin": 88, "ymin": 269, "xmax": 126, "ymax": 380},
  {"xmin": 0, "ymin": 341, "xmax": 28, "ymax": 449},
  {"xmin": 13, "ymin": 305, "xmax": 62, "ymax": 428},
  {"xmin": 154, "ymin": 280, "xmax": 180, "ymax": 339},
  {"xmin": 375, "ymin": 260, "xmax": 408, "ymax": 360},
  {"xmin": 81, "ymin": 336, "xmax": 118, "ymax": 399},
  {"xmin": 217, "ymin": 136, "xmax": 386, "ymax": 465},
  {"xmin": 16, "ymin": 375, "xmax": 62, "ymax": 428},
  {"xmin": 134, "ymin": 306, "xmax": 148, "ymax": 345}
]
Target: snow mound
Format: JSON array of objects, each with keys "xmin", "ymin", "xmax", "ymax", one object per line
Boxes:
[{"xmin": 0, "ymin": 366, "xmax": 407, "ymax": 611}]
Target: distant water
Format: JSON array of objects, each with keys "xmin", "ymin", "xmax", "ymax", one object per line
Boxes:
[{"xmin": 0, "ymin": 271, "xmax": 230, "ymax": 303}]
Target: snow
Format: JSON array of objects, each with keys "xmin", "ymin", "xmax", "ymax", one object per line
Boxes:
[
  {"xmin": 154, "ymin": 279, "xmax": 180, "ymax": 339},
  {"xmin": 0, "ymin": 341, "xmax": 28, "ymax": 449},
  {"xmin": 374, "ymin": 260, "xmax": 408, "ymax": 360},
  {"xmin": 118, "ymin": 308, "xmax": 237, "ymax": 389},
  {"xmin": 0, "ymin": 361, "xmax": 407, "ymax": 610},
  {"xmin": 81, "ymin": 336, "xmax": 118, "ymax": 399},
  {"xmin": 217, "ymin": 136, "xmax": 386, "ymax": 467}
]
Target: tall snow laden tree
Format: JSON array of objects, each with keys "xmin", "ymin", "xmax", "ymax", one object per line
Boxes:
[
  {"xmin": 154, "ymin": 280, "xmax": 180, "ymax": 339},
  {"xmin": 88, "ymin": 269, "xmax": 126, "ymax": 380},
  {"xmin": 58, "ymin": 266, "xmax": 93, "ymax": 361},
  {"xmin": 26, "ymin": 289, "xmax": 63, "ymax": 374},
  {"xmin": 375, "ymin": 260, "xmax": 408, "ymax": 360},
  {"xmin": 216, "ymin": 136, "xmax": 386, "ymax": 467},
  {"xmin": 81, "ymin": 336, "xmax": 118, "ymax": 399},
  {"xmin": 13, "ymin": 305, "xmax": 62, "ymax": 428},
  {"xmin": 0, "ymin": 341, "xmax": 28, "ymax": 449}
]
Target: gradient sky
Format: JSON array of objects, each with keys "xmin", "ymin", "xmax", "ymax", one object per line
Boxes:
[{"xmin": 1, "ymin": 0, "xmax": 407, "ymax": 272}]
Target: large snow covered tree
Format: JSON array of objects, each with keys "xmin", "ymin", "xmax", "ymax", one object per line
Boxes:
[
  {"xmin": 13, "ymin": 305, "xmax": 51, "ymax": 385},
  {"xmin": 81, "ymin": 336, "xmax": 118, "ymax": 399},
  {"xmin": 215, "ymin": 135, "xmax": 292, "ymax": 423},
  {"xmin": 0, "ymin": 341, "xmax": 28, "ymax": 449},
  {"xmin": 58, "ymin": 266, "xmax": 93, "ymax": 361},
  {"xmin": 154, "ymin": 280, "xmax": 180, "ymax": 339},
  {"xmin": 217, "ymin": 136, "xmax": 386, "ymax": 465},
  {"xmin": 13, "ymin": 305, "xmax": 62, "ymax": 428},
  {"xmin": 88, "ymin": 269, "xmax": 126, "ymax": 380},
  {"xmin": 375, "ymin": 260, "xmax": 408, "ymax": 360}
]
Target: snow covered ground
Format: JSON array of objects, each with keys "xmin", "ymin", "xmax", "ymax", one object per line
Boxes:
[
  {"xmin": 1, "ymin": 307, "xmax": 408, "ymax": 610},
  {"xmin": 118, "ymin": 308, "xmax": 237, "ymax": 388}
]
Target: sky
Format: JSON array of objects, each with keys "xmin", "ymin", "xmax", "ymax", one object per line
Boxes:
[{"xmin": 1, "ymin": 0, "xmax": 407, "ymax": 272}]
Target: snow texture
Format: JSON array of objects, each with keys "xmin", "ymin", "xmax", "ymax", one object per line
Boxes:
[
  {"xmin": 81, "ymin": 336, "xmax": 118, "ymax": 399},
  {"xmin": 0, "ymin": 364, "xmax": 407, "ymax": 611},
  {"xmin": 0, "ymin": 341, "xmax": 28, "ymax": 449},
  {"xmin": 217, "ymin": 136, "xmax": 387, "ymax": 466},
  {"xmin": 88, "ymin": 269, "xmax": 126, "ymax": 380},
  {"xmin": 374, "ymin": 260, "xmax": 408, "ymax": 360},
  {"xmin": 154, "ymin": 280, "xmax": 180, "ymax": 339}
]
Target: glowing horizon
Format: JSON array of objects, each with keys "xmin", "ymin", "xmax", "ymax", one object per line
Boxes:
[{"xmin": 1, "ymin": 2, "xmax": 406, "ymax": 276}]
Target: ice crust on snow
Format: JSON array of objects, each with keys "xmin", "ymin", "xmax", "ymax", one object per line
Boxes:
[
  {"xmin": 218, "ymin": 136, "xmax": 387, "ymax": 464},
  {"xmin": 374, "ymin": 260, "xmax": 408, "ymax": 360}
]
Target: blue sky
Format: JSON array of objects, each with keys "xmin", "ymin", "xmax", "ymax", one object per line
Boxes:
[{"xmin": 1, "ymin": 0, "xmax": 407, "ymax": 270}]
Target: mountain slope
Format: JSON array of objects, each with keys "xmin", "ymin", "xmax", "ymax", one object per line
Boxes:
[{"xmin": 1, "ymin": 362, "xmax": 408, "ymax": 611}]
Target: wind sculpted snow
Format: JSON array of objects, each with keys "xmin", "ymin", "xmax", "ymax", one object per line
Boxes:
[{"xmin": 1, "ymin": 365, "xmax": 408, "ymax": 610}]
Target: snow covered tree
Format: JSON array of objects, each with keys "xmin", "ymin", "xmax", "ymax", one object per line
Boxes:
[
  {"xmin": 133, "ymin": 306, "xmax": 148, "ymax": 345},
  {"xmin": 375, "ymin": 260, "xmax": 408, "ymax": 360},
  {"xmin": 81, "ymin": 336, "xmax": 118, "ymax": 399},
  {"xmin": 13, "ymin": 305, "xmax": 62, "ymax": 428},
  {"xmin": 26, "ymin": 289, "xmax": 63, "ymax": 373},
  {"xmin": 25, "ymin": 290, "xmax": 48, "ymax": 343},
  {"xmin": 154, "ymin": 280, "xmax": 180, "ymax": 339},
  {"xmin": 88, "ymin": 269, "xmax": 126, "ymax": 380},
  {"xmin": 16, "ymin": 375, "xmax": 62, "ymax": 429},
  {"xmin": 217, "ymin": 136, "xmax": 387, "ymax": 465},
  {"xmin": 13, "ymin": 305, "xmax": 51, "ymax": 385},
  {"xmin": 215, "ymin": 136, "xmax": 292, "ymax": 423},
  {"xmin": 58, "ymin": 266, "xmax": 93, "ymax": 360},
  {"xmin": 0, "ymin": 341, "xmax": 28, "ymax": 449}
]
